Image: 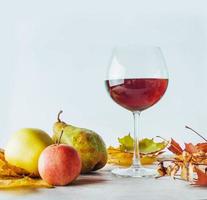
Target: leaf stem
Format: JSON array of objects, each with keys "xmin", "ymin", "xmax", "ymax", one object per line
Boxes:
[
  {"xmin": 155, "ymin": 136, "xmax": 169, "ymax": 143},
  {"xmin": 185, "ymin": 126, "xmax": 207, "ymax": 142},
  {"xmin": 192, "ymin": 163, "xmax": 207, "ymax": 166}
]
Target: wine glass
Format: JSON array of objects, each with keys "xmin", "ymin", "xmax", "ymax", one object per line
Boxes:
[{"xmin": 105, "ymin": 45, "xmax": 168, "ymax": 177}]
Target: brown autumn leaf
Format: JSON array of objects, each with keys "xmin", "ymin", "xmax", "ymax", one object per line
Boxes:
[
  {"xmin": 157, "ymin": 126, "xmax": 207, "ymax": 186},
  {"xmin": 196, "ymin": 143, "xmax": 207, "ymax": 153},
  {"xmin": 157, "ymin": 138, "xmax": 207, "ymax": 186},
  {"xmin": 170, "ymin": 164, "xmax": 180, "ymax": 178},
  {"xmin": 184, "ymin": 143, "xmax": 198, "ymax": 154},
  {"xmin": 168, "ymin": 138, "xmax": 183, "ymax": 155},
  {"xmin": 193, "ymin": 167, "xmax": 207, "ymax": 186}
]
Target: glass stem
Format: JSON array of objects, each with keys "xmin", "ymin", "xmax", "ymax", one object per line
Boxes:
[{"xmin": 132, "ymin": 111, "xmax": 141, "ymax": 168}]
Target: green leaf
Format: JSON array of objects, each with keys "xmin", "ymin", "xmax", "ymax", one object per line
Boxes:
[
  {"xmin": 118, "ymin": 134, "xmax": 134, "ymax": 151},
  {"xmin": 118, "ymin": 134, "xmax": 167, "ymax": 154},
  {"xmin": 139, "ymin": 138, "xmax": 166, "ymax": 154}
]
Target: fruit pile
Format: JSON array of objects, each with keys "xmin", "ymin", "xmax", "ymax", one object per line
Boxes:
[{"xmin": 0, "ymin": 111, "xmax": 107, "ymax": 188}]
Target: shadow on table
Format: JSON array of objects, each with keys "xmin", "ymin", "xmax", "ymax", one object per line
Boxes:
[
  {"xmin": 0, "ymin": 187, "xmax": 45, "ymax": 196},
  {"xmin": 71, "ymin": 176, "xmax": 108, "ymax": 186},
  {"xmin": 0, "ymin": 171, "xmax": 109, "ymax": 193}
]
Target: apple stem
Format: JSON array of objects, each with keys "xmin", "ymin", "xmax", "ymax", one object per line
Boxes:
[
  {"xmin": 57, "ymin": 110, "xmax": 63, "ymax": 122},
  {"xmin": 57, "ymin": 129, "xmax": 64, "ymax": 145}
]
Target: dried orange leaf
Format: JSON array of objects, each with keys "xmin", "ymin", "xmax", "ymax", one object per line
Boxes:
[
  {"xmin": 156, "ymin": 127, "xmax": 207, "ymax": 185},
  {"xmin": 196, "ymin": 143, "xmax": 207, "ymax": 153},
  {"xmin": 170, "ymin": 164, "xmax": 180, "ymax": 178},
  {"xmin": 168, "ymin": 138, "xmax": 183, "ymax": 155},
  {"xmin": 193, "ymin": 167, "xmax": 207, "ymax": 186},
  {"xmin": 157, "ymin": 162, "xmax": 167, "ymax": 176},
  {"xmin": 184, "ymin": 143, "xmax": 197, "ymax": 154},
  {"xmin": 0, "ymin": 177, "xmax": 53, "ymax": 189}
]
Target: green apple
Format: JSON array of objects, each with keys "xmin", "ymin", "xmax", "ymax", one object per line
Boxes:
[{"xmin": 5, "ymin": 128, "xmax": 53, "ymax": 176}]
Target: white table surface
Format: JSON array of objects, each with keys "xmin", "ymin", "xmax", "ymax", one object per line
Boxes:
[{"xmin": 0, "ymin": 165, "xmax": 207, "ymax": 200}]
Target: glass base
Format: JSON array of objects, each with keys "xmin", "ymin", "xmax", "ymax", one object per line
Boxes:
[{"xmin": 111, "ymin": 166, "xmax": 157, "ymax": 178}]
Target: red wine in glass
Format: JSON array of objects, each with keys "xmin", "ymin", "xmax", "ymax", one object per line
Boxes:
[
  {"xmin": 105, "ymin": 45, "xmax": 168, "ymax": 178},
  {"xmin": 105, "ymin": 78, "xmax": 168, "ymax": 112}
]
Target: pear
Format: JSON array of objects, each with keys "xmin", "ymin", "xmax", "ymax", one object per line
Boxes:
[{"xmin": 52, "ymin": 111, "xmax": 108, "ymax": 174}]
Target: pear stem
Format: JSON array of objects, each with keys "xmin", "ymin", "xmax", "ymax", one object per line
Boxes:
[
  {"xmin": 185, "ymin": 126, "xmax": 207, "ymax": 142},
  {"xmin": 57, "ymin": 110, "xmax": 63, "ymax": 122},
  {"xmin": 57, "ymin": 129, "xmax": 64, "ymax": 145}
]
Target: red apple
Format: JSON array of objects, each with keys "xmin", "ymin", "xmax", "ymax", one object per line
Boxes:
[{"xmin": 38, "ymin": 144, "xmax": 81, "ymax": 186}]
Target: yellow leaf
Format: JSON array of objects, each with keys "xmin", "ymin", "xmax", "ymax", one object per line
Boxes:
[
  {"xmin": 0, "ymin": 151, "xmax": 29, "ymax": 178},
  {"xmin": 0, "ymin": 177, "xmax": 53, "ymax": 189},
  {"xmin": 107, "ymin": 147, "xmax": 158, "ymax": 166}
]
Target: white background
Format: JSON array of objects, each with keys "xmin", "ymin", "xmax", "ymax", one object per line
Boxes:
[{"xmin": 0, "ymin": 0, "xmax": 207, "ymax": 147}]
